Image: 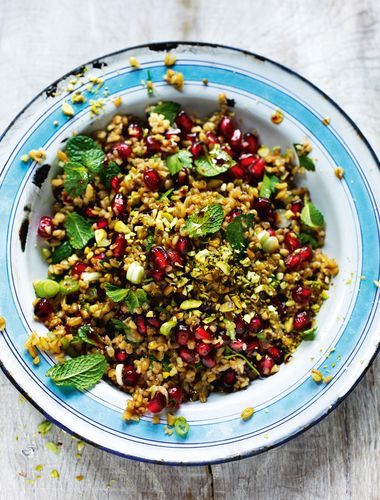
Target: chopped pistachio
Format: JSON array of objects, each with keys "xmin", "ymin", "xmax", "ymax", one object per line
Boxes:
[
  {"xmin": 241, "ymin": 407, "xmax": 255, "ymax": 420},
  {"xmin": 180, "ymin": 299, "xmax": 202, "ymax": 310},
  {"xmin": 62, "ymin": 102, "xmax": 75, "ymax": 116}
]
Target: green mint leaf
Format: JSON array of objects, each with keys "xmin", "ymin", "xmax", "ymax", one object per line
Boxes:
[
  {"xmin": 110, "ymin": 319, "xmax": 143, "ymax": 343},
  {"xmin": 46, "ymin": 354, "xmax": 107, "ymax": 390},
  {"xmin": 166, "ymin": 150, "xmax": 192, "ymax": 175},
  {"xmin": 65, "ymin": 212, "xmax": 94, "ymax": 249},
  {"xmin": 294, "ymin": 144, "xmax": 315, "ymax": 171},
  {"xmin": 259, "ymin": 174, "xmax": 279, "ymax": 198},
  {"xmin": 100, "ymin": 161, "xmax": 121, "ymax": 189},
  {"xmin": 111, "ymin": 319, "xmax": 129, "ymax": 331},
  {"xmin": 158, "ymin": 188, "xmax": 175, "ymax": 201},
  {"xmin": 195, "ymin": 145, "xmax": 235, "ymax": 177},
  {"xmin": 104, "ymin": 283, "xmax": 129, "ymax": 302},
  {"xmin": 226, "ymin": 214, "xmax": 255, "ymax": 253},
  {"xmin": 64, "ymin": 162, "xmax": 90, "ymax": 197},
  {"xmin": 151, "ymin": 101, "xmax": 181, "ymax": 124},
  {"xmin": 300, "ymin": 202, "xmax": 325, "ymax": 228},
  {"xmin": 65, "ymin": 135, "xmax": 102, "ymax": 163},
  {"xmin": 182, "ymin": 204, "xmax": 225, "ymax": 238},
  {"xmin": 125, "ymin": 289, "xmax": 148, "ymax": 313},
  {"xmin": 302, "ymin": 326, "xmax": 317, "ymax": 340},
  {"xmin": 76, "ymin": 325, "xmax": 98, "ymax": 346},
  {"xmin": 299, "ymin": 231, "xmax": 320, "ymax": 249},
  {"xmin": 81, "ymin": 148, "xmax": 105, "ymax": 175},
  {"xmin": 51, "ymin": 241, "xmax": 74, "ymax": 264}
]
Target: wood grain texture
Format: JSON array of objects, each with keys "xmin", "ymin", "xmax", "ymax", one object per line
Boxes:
[{"xmin": 0, "ymin": 0, "xmax": 379, "ymax": 499}]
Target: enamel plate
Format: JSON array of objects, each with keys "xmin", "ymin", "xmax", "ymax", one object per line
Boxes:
[{"xmin": 0, "ymin": 42, "xmax": 379, "ymax": 465}]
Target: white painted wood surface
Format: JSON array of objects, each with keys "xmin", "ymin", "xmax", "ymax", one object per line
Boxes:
[{"xmin": 0, "ymin": 1, "xmax": 379, "ymax": 498}]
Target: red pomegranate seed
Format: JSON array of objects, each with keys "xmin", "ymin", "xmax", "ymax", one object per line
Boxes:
[
  {"xmin": 218, "ymin": 116, "xmax": 236, "ymax": 138},
  {"xmin": 221, "ymin": 369, "xmax": 236, "ymax": 387},
  {"xmin": 206, "ymin": 131, "xmax": 218, "ymax": 145},
  {"xmin": 34, "ymin": 298, "xmax": 53, "ymax": 318},
  {"xmin": 167, "ymin": 387, "xmax": 182, "ymax": 409},
  {"xmin": 194, "ymin": 326, "xmax": 213, "ymax": 341},
  {"xmin": 72, "ymin": 261, "xmax": 87, "ymax": 277},
  {"xmin": 179, "ymin": 347, "xmax": 196, "ymax": 364},
  {"xmin": 85, "ymin": 207, "xmax": 97, "ymax": 218},
  {"xmin": 252, "ymin": 197, "xmax": 272, "ymax": 217},
  {"xmin": 267, "ymin": 228, "xmax": 276, "ymax": 237},
  {"xmin": 229, "ymin": 165, "xmax": 245, "ymax": 179},
  {"xmin": 128, "ymin": 122, "xmax": 143, "ymax": 139},
  {"xmin": 150, "ymin": 246, "xmax": 169, "ymax": 269},
  {"xmin": 112, "ymin": 234, "xmax": 127, "ymax": 257},
  {"xmin": 173, "ymin": 168, "xmax": 189, "ymax": 187},
  {"xmin": 293, "ymin": 311, "xmax": 311, "ymax": 331},
  {"xmin": 190, "ymin": 142, "xmax": 203, "ymax": 158},
  {"xmin": 95, "ymin": 219, "xmax": 108, "ymax": 229},
  {"xmin": 110, "ymin": 176, "xmax": 120, "ymax": 191},
  {"xmin": 292, "ymin": 286, "xmax": 312, "ymax": 304},
  {"xmin": 258, "ymin": 356, "xmax": 275, "ymax": 376},
  {"xmin": 185, "ymin": 133, "xmax": 197, "ymax": 143},
  {"xmin": 147, "ymin": 392, "xmax": 167, "ymax": 413},
  {"xmin": 290, "ymin": 201, "xmax": 303, "ymax": 216},
  {"xmin": 147, "ymin": 317, "xmax": 161, "ymax": 329},
  {"xmin": 229, "ymin": 129, "xmax": 243, "ymax": 151},
  {"xmin": 94, "ymin": 252, "xmax": 105, "ymax": 260},
  {"xmin": 176, "ymin": 110, "xmax": 194, "ymax": 133},
  {"xmin": 230, "ymin": 339, "xmax": 246, "ymax": 352},
  {"xmin": 135, "ymin": 316, "xmax": 147, "ymax": 335},
  {"xmin": 37, "ymin": 216, "xmax": 54, "ymax": 239},
  {"xmin": 175, "ymin": 236, "xmax": 190, "ymax": 255},
  {"xmin": 299, "ymin": 246, "xmax": 313, "ymax": 262},
  {"xmin": 241, "ymin": 133, "xmax": 259, "ymax": 154},
  {"xmin": 249, "ymin": 316, "xmax": 263, "ymax": 333},
  {"xmin": 151, "ymin": 269, "xmax": 165, "ymax": 281},
  {"xmin": 166, "ymin": 128, "xmax": 181, "ymax": 139},
  {"xmin": 111, "ymin": 193, "xmax": 126, "ymax": 216},
  {"xmin": 122, "ymin": 364, "xmax": 139, "ymax": 386},
  {"xmin": 167, "ymin": 249, "xmax": 184, "ymax": 266},
  {"xmin": 247, "ymin": 157, "xmax": 266, "ymax": 180},
  {"xmin": 175, "ymin": 325, "xmax": 191, "ymax": 346},
  {"xmin": 196, "ymin": 341, "xmax": 213, "ymax": 357},
  {"xmin": 115, "ymin": 351, "xmax": 127, "ymax": 363},
  {"xmin": 146, "ymin": 136, "xmax": 161, "ymax": 155},
  {"xmin": 201, "ymin": 354, "xmax": 216, "ymax": 368},
  {"xmin": 284, "ymin": 232, "xmax": 301, "ymax": 252},
  {"xmin": 227, "ymin": 208, "xmax": 243, "ymax": 222},
  {"xmin": 113, "ymin": 143, "xmax": 132, "ymax": 160},
  {"xmin": 222, "ymin": 143, "xmax": 234, "ymax": 156},
  {"xmin": 284, "ymin": 252, "xmax": 302, "ymax": 270},
  {"xmin": 267, "ymin": 346, "xmax": 284, "ymax": 363},
  {"xmin": 143, "ymin": 168, "xmax": 162, "ymax": 191},
  {"xmin": 234, "ymin": 316, "xmax": 246, "ymax": 336},
  {"xmin": 238, "ymin": 153, "xmax": 256, "ymax": 169},
  {"xmin": 246, "ymin": 339, "xmax": 260, "ymax": 352}
]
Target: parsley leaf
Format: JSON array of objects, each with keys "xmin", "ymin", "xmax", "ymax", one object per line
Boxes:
[
  {"xmin": 104, "ymin": 284, "xmax": 129, "ymax": 302},
  {"xmin": 151, "ymin": 101, "xmax": 181, "ymax": 124},
  {"xmin": 51, "ymin": 241, "xmax": 74, "ymax": 264},
  {"xmin": 226, "ymin": 214, "xmax": 255, "ymax": 253},
  {"xmin": 301, "ymin": 202, "xmax": 325, "ymax": 228},
  {"xmin": 65, "ymin": 212, "xmax": 94, "ymax": 249},
  {"xmin": 294, "ymin": 144, "xmax": 315, "ymax": 171},
  {"xmin": 158, "ymin": 188, "xmax": 175, "ymax": 201},
  {"xmin": 195, "ymin": 146, "xmax": 236, "ymax": 177},
  {"xmin": 100, "ymin": 161, "xmax": 121, "ymax": 188},
  {"xmin": 66, "ymin": 135, "xmax": 102, "ymax": 163},
  {"xmin": 259, "ymin": 173, "xmax": 279, "ymax": 198},
  {"xmin": 166, "ymin": 150, "xmax": 192, "ymax": 175},
  {"xmin": 46, "ymin": 353, "xmax": 107, "ymax": 390},
  {"xmin": 64, "ymin": 162, "xmax": 90, "ymax": 197},
  {"xmin": 105, "ymin": 285, "xmax": 148, "ymax": 312},
  {"xmin": 81, "ymin": 148, "xmax": 105, "ymax": 175},
  {"xmin": 299, "ymin": 231, "xmax": 320, "ymax": 249},
  {"xmin": 75, "ymin": 325, "xmax": 98, "ymax": 346},
  {"xmin": 181, "ymin": 204, "xmax": 224, "ymax": 238}
]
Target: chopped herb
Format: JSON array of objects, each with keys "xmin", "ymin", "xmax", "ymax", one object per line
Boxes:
[
  {"xmin": 65, "ymin": 135, "xmax": 102, "ymax": 163},
  {"xmin": 100, "ymin": 161, "xmax": 121, "ymax": 188},
  {"xmin": 181, "ymin": 204, "xmax": 224, "ymax": 238},
  {"xmin": 158, "ymin": 188, "xmax": 175, "ymax": 201},
  {"xmin": 294, "ymin": 144, "xmax": 315, "ymax": 171},
  {"xmin": 104, "ymin": 284, "xmax": 129, "ymax": 302},
  {"xmin": 81, "ymin": 148, "xmax": 105, "ymax": 175},
  {"xmin": 151, "ymin": 101, "xmax": 181, "ymax": 124},
  {"xmin": 194, "ymin": 145, "xmax": 235, "ymax": 177},
  {"xmin": 145, "ymin": 229, "xmax": 155, "ymax": 251},
  {"xmin": 74, "ymin": 325, "xmax": 98, "ymax": 346},
  {"xmin": 299, "ymin": 231, "xmax": 319, "ymax": 249},
  {"xmin": 147, "ymin": 70, "xmax": 153, "ymax": 96},
  {"xmin": 105, "ymin": 284, "xmax": 147, "ymax": 312},
  {"xmin": 224, "ymin": 352, "xmax": 260, "ymax": 376},
  {"xmin": 65, "ymin": 212, "xmax": 94, "ymax": 249},
  {"xmin": 37, "ymin": 420, "xmax": 52, "ymax": 435},
  {"xmin": 259, "ymin": 173, "xmax": 279, "ymax": 198},
  {"xmin": 63, "ymin": 162, "xmax": 90, "ymax": 197},
  {"xmin": 46, "ymin": 353, "xmax": 107, "ymax": 390},
  {"xmin": 301, "ymin": 202, "xmax": 325, "ymax": 228},
  {"xmin": 226, "ymin": 214, "xmax": 255, "ymax": 253},
  {"xmin": 166, "ymin": 150, "xmax": 192, "ymax": 175},
  {"xmin": 302, "ymin": 326, "xmax": 317, "ymax": 340},
  {"xmin": 174, "ymin": 416, "xmax": 189, "ymax": 437},
  {"xmin": 51, "ymin": 241, "xmax": 74, "ymax": 264}
]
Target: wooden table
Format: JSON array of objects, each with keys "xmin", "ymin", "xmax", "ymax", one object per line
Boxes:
[{"xmin": 0, "ymin": 1, "xmax": 379, "ymax": 498}]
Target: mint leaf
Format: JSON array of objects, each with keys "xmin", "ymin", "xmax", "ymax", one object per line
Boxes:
[
  {"xmin": 125, "ymin": 289, "xmax": 148, "ymax": 313},
  {"xmin": 100, "ymin": 161, "xmax": 121, "ymax": 188},
  {"xmin": 302, "ymin": 326, "xmax": 317, "ymax": 340},
  {"xmin": 81, "ymin": 149, "xmax": 105, "ymax": 174},
  {"xmin": 46, "ymin": 353, "xmax": 107, "ymax": 390},
  {"xmin": 64, "ymin": 162, "xmax": 90, "ymax": 197},
  {"xmin": 158, "ymin": 188, "xmax": 174, "ymax": 201},
  {"xmin": 181, "ymin": 204, "xmax": 224, "ymax": 238},
  {"xmin": 294, "ymin": 144, "xmax": 315, "ymax": 171},
  {"xmin": 195, "ymin": 146, "xmax": 235, "ymax": 177},
  {"xmin": 301, "ymin": 202, "xmax": 325, "ymax": 228},
  {"xmin": 66, "ymin": 135, "xmax": 102, "ymax": 162},
  {"xmin": 65, "ymin": 212, "xmax": 94, "ymax": 249},
  {"xmin": 75, "ymin": 325, "xmax": 98, "ymax": 346},
  {"xmin": 226, "ymin": 214, "xmax": 255, "ymax": 253},
  {"xmin": 259, "ymin": 174, "xmax": 279, "ymax": 198},
  {"xmin": 299, "ymin": 231, "xmax": 320, "ymax": 249},
  {"xmin": 151, "ymin": 101, "xmax": 181, "ymax": 124},
  {"xmin": 51, "ymin": 241, "xmax": 74, "ymax": 264},
  {"xmin": 104, "ymin": 284, "xmax": 129, "ymax": 302},
  {"xmin": 166, "ymin": 150, "xmax": 192, "ymax": 175}
]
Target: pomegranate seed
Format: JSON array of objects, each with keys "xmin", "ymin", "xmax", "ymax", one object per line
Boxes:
[
  {"xmin": 194, "ymin": 326, "xmax": 213, "ymax": 341},
  {"xmin": 230, "ymin": 339, "xmax": 246, "ymax": 352},
  {"xmin": 267, "ymin": 346, "xmax": 284, "ymax": 363},
  {"xmin": 175, "ymin": 325, "xmax": 191, "ymax": 346},
  {"xmin": 85, "ymin": 207, "xmax": 97, "ymax": 218},
  {"xmin": 34, "ymin": 298, "xmax": 53, "ymax": 318},
  {"xmin": 111, "ymin": 193, "xmax": 126, "ymax": 216},
  {"xmin": 252, "ymin": 197, "xmax": 272, "ymax": 218},
  {"xmin": 143, "ymin": 168, "xmax": 162, "ymax": 191},
  {"xmin": 196, "ymin": 341, "xmax": 213, "ymax": 357},
  {"xmin": 221, "ymin": 369, "xmax": 236, "ymax": 387},
  {"xmin": 110, "ymin": 176, "xmax": 120, "ymax": 191},
  {"xmin": 290, "ymin": 201, "xmax": 303, "ymax": 215},
  {"xmin": 150, "ymin": 246, "xmax": 169, "ymax": 269},
  {"xmin": 238, "ymin": 153, "xmax": 256, "ymax": 169},
  {"xmin": 113, "ymin": 143, "xmax": 132, "ymax": 160},
  {"xmin": 258, "ymin": 356, "xmax": 275, "ymax": 376},
  {"xmin": 206, "ymin": 131, "xmax": 218, "ymax": 145},
  {"xmin": 218, "ymin": 116, "xmax": 236, "ymax": 138},
  {"xmin": 234, "ymin": 316, "xmax": 246, "ymax": 336},
  {"xmin": 229, "ymin": 129, "xmax": 243, "ymax": 151},
  {"xmin": 167, "ymin": 249, "xmax": 184, "ymax": 266},
  {"xmin": 167, "ymin": 387, "xmax": 182, "ymax": 409},
  {"xmin": 201, "ymin": 354, "xmax": 216, "ymax": 368},
  {"xmin": 166, "ymin": 128, "xmax": 181, "ymax": 139},
  {"xmin": 284, "ymin": 252, "xmax": 302, "ymax": 270},
  {"xmin": 247, "ymin": 157, "xmax": 266, "ymax": 180},
  {"xmin": 249, "ymin": 316, "xmax": 263, "ymax": 333},
  {"xmin": 176, "ymin": 110, "xmax": 194, "ymax": 133},
  {"xmin": 128, "ymin": 122, "xmax": 143, "ymax": 139},
  {"xmin": 175, "ymin": 236, "xmax": 190, "ymax": 255},
  {"xmin": 267, "ymin": 228, "xmax": 276, "ymax": 237},
  {"xmin": 37, "ymin": 216, "xmax": 54, "ymax": 239},
  {"xmin": 227, "ymin": 208, "xmax": 243, "ymax": 222},
  {"xmin": 185, "ymin": 133, "xmax": 197, "ymax": 143},
  {"xmin": 146, "ymin": 136, "xmax": 161, "ymax": 156},
  {"xmin": 190, "ymin": 142, "xmax": 203, "ymax": 158},
  {"xmin": 299, "ymin": 246, "xmax": 313, "ymax": 262},
  {"xmin": 147, "ymin": 392, "xmax": 167, "ymax": 413},
  {"xmin": 135, "ymin": 316, "xmax": 147, "ymax": 335},
  {"xmin": 222, "ymin": 143, "xmax": 234, "ymax": 157},
  {"xmin": 151, "ymin": 269, "xmax": 165, "ymax": 281},
  {"xmin": 246, "ymin": 339, "xmax": 260, "ymax": 352},
  {"xmin": 229, "ymin": 165, "xmax": 245, "ymax": 179},
  {"xmin": 179, "ymin": 347, "xmax": 196, "ymax": 364},
  {"xmin": 241, "ymin": 133, "xmax": 259, "ymax": 154},
  {"xmin": 115, "ymin": 351, "xmax": 127, "ymax": 363},
  {"xmin": 72, "ymin": 261, "xmax": 87, "ymax": 277},
  {"xmin": 94, "ymin": 252, "xmax": 105, "ymax": 260},
  {"xmin": 173, "ymin": 168, "xmax": 189, "ymax": 187},
  {"xmin": 147, "ymin": 317, "xmax": 161, "ymax": 329},
  {"xmin": 112, "ymin": 234, "xmax": 127, "ymax": 257},
  {"xmin": 284, "ymin": 232, "xmax": 301, "ymax": 252},
  {"xmin": 292, "ymin": 286, "xmax": 312, "ymax": 304},
  {"xmin": 122, "ymin": 364, "xmax": 139, "ymax": 386},
  {"xmin": 293, "ymin": 311, "xmax": 311, "ymax": 331},
  {"xmin": 95, "ymin": 219, "xmax": 108, "ymax": 229}
]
